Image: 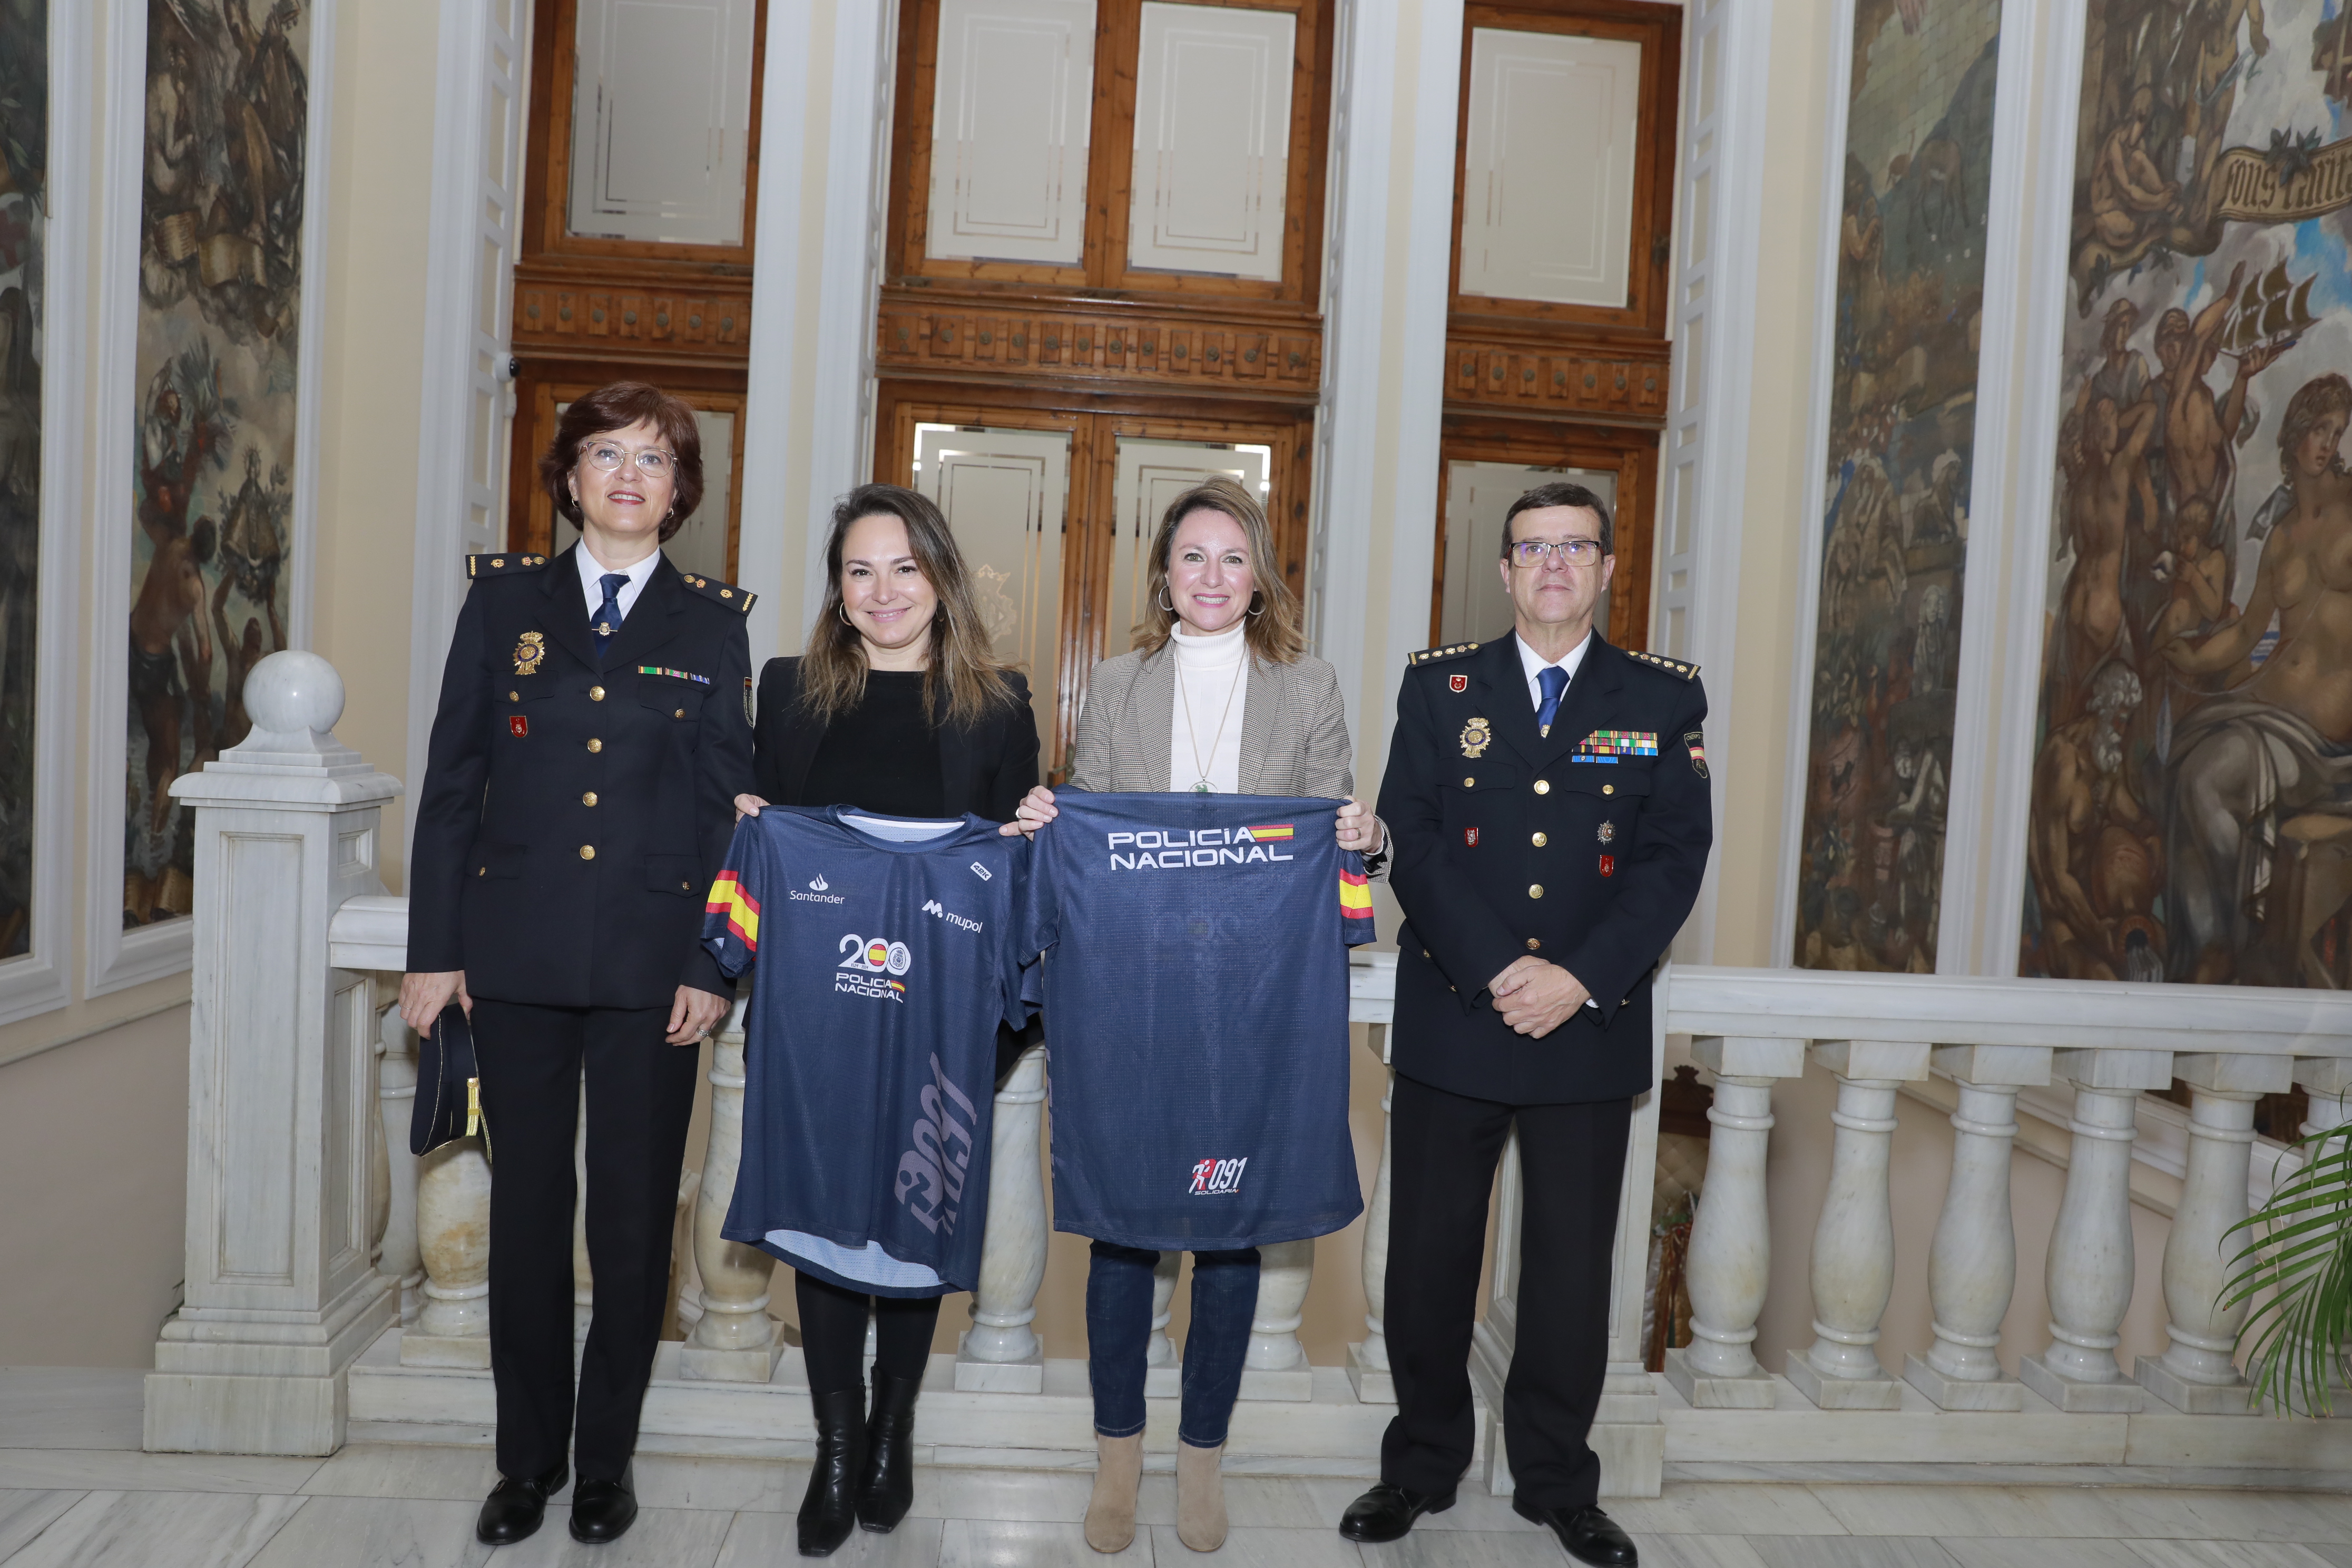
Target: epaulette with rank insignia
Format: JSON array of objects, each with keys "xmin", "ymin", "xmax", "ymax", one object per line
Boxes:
[
  {"xmin": 1625, "ymin": 649, "xmax": 1699, "ymax": 680},
  {"xmin": 466, "ymin": 552, "xmax": 551, "ymax": 578},
  {"xmin": 679, "ymin": 572, "xmax": 757, "ymax": 614},
  {"xmin": 1407, "ymin": 642, "xmax": 1480, "ymax": 667}
]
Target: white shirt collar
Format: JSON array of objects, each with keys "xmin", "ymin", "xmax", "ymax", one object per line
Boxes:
[
  {"xmin": 1516, "ymin": 629, "xmax": 1592, "ymax": 710},
  {"xmin": 577, "ymin": 543, "xmax": 662, "ymax": 624},
  {"xmin": 1170, "ymin": 619, "xmax": 1249, "ymax": 667}
]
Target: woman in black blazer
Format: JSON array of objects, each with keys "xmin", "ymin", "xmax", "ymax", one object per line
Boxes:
[{"xmin": 732, "ymin": 483, "xmax": 1038, "ymax": 1556}]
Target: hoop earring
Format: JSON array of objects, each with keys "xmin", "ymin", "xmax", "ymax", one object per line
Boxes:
[
  {"xmin": 1158, "ymin": 591, "xmax": 1176, "ymax": 613},
  {"xmin": 839, "ymin": 602, "xmax": 854, "ymax": 628},
  {"xmin": 1247, "ymin": 591, "xmax": 1266, "ymax": 618}
]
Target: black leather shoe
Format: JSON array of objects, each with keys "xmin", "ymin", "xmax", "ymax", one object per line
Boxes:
[
  {"xmin": 1337, "ymin": 1482, "xmax": 1457, "ymax": 1542},
  {"xmin": 1513, "ymin": 1498, "xmax": 1639, "ymax": 1566},
  {"xmin": 798, "ymin": 1387, "xmax": 868, "ymax": 1556},
  {"xmin": 855, "ymin": 1370, "xmax": 921, "ymax": 1532},
  {"xmin": 475, "ymin": 1459, "xmax": 569, "ymax": 1545},
  {"xmin": 569, "ymin": 1465, "xmax": 638, "ymax": 1544}
]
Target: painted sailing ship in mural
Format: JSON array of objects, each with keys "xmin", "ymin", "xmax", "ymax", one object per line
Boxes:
[
  {"xmin": 2022, "ymin": 0, "xmax": 2352, "ymax": 986},
  {"xmin": 1793, "ymin": 0, "xmax": 2005, "ymax": 971}
]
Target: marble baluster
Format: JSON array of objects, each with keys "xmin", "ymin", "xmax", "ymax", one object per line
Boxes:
[
  {"xmin": 681, "ymin": 995, "xmax": 784, "ymax": 1381},
  {"xmin": 1905, "ymin": 1045, "xmax": 2049, "ymax": 1410},
  {"xmin": 401, "ymin": 1136, "xmax": 494, "ymax": 1367},
  {"xmin": 1786, "ymin": 1041, "xmax": 1929, "ymax": 1409},
  {"xmin": 375, "ymin": 1007, "xmax": 425, "ymax": 1326},
  {"xmin": 573, "ymin": 1075, "xmax": 592, "ymax": 1342},
  {"xmin": 2138, "ymin": 1052, "xmax": 2288, "ymax": 1413},
  {"xmin": 1664, "ymin": 1036, "xmax": 1805, "ymax": 1408},
  {"xmin": 1145, "ymin": 1253, "xmax": 1182, "ymax": 1397},
  {"xmin": 2272, "ymin": 1059, "xmax": 2352, "ymax": 1408},
  {"xmin": 1240, "ymin": 1238, "xmax": 1316, "ymax": 1399},
  {"xmin": 958, "ymin": 1042, "xmax": 1049, "ymax": 1392},
  {"xmin": 1348, "ymin": 1059, "xmax": 1397, "ymax": 1402},
  {"xmin": 2021, "ymin": 1048, "xmax": 2172, "ymax": 1412}
]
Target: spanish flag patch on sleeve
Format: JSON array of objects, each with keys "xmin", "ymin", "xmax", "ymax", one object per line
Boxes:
[
  {"xmin": 1340, "ymin": 867, "xmax": 1374, "ymax": 931},
  {"xmin": 705, "ymin": 871, "xmax": 761, "ymax": 951}
]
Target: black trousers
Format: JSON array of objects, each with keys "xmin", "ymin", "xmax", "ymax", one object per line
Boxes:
[
  {"xmin": 796, "ymin": 1272, "xmax": 944, "ymax": 1397},
  {"xmin": 1379, "ymin": 1074, "xmax": 1632, "ymax": 1509},
  {"xmin": 473, "ymin": 999, "xmax": 700, "ymax": 1482}
]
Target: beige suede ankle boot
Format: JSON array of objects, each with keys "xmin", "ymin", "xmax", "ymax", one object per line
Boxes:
[
  {"xmin": 1084, "ymin": 1432, "xmax": 1145, "ymax": 1553},
  {"xmin": 1174, "ymin": 1440, "xmax": 1228, "ymax": 1552}
]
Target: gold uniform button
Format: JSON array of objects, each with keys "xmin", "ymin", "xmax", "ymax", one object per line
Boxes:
[
  {"xmin": 1603, "ymin": 783, "xmax": 1614, "ymax": 795},
  {"xmin": 674, "ymin": 708, "xmax": 685, "ymax": 719},
  {"xmin": 1526, "ymin": 937, "xmax": 1542, "ymax": 951},
  {"xmin": 1463, "ymin": 776, "xmax": 1476, "ymax": 788},
  {"xmin": 477, "ymin": 867, "xmax": 486, "ymax": 877},
  {"xmin": 508, "ymin": 690, "xmax": 519, "ymax": 701},
  {"xmin": 681, "ymin": 880, "xmax": 691, "ymax": 890},
  {"xmin": 580, "ymin": 845, "xmax": 596, "ymax": 860},
  {"xmin": 1532, "ymin": 831, "xmax": 1548, "ymax": 847},
  {"xmin": 586, "ymin": 738, "xmax": 603, "ymax": 753},
  {"xmin": 1534, "ymin": 779, "xmax": 1551, "ymax": 795},
  {"xmin": 590, "ymin": 685, "xmax": 605, "ymax": 701},
  {"xmin": 582, "ymin": 791, "xmax": 599, "ymax": 807},
  {"xmin": 1528, "ymin": 884, "xmax": 1545, "ymax": 899}
]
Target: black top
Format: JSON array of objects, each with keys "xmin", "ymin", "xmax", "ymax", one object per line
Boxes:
[
  {"xmin": 800, "ymin": 671, "xmax": 948, "ymax": 817},
  {"xmin": 1375, "ymin": 634, "xmax": 1712, "ymax": 1105},
  {"xmin": 407, "ymin": 545, "xmax": 756, "ymax": 1006},
  {"xmin": 751, "ymin": 656, "xmax": 1039, "ymax": 822}
]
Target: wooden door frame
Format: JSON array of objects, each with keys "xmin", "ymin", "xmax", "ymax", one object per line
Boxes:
[{"xmin": 1433, "ymin": 414, "xmax": 1659, "ymax": 651}]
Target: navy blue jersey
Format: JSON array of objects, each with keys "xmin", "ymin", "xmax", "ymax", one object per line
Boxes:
[
  {"xmin": 702, "ymin": 806, "xmax": 1032, "ymax": 1297},
  {"xmin": 1020, "ymin": 791, "xmax": 1374, "ymax": 1250}
]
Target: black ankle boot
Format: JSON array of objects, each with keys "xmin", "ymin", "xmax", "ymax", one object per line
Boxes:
[
  {"xmin": 855, "ymin": 1370, "xmax": 922, "ymax": 1532},
  {"xmin": 797, "ymin": 1387, "xmax": 867, "ymax": 1557}
]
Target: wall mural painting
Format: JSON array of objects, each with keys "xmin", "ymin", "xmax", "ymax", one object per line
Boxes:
[
  {"xmin": 0, "ymin": 0, "xmax": 44, "ymax": 961},
  {"xmin": 126, "ymin": 0, "xmax": 307, "ymax": 928},
  {"xmin": 2022, "ymin": 0, "xmax": 2352, "ymax": 987},
  {"xmin": 1794, "ymin": 0, "xmax": 2005, "ymax": 972}
]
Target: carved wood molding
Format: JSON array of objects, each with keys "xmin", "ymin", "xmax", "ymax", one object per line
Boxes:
[
  {"xmin": 876, "ymin": 292, "xmax": 1322, "ymax": 397},
  {"xmin": 513, "ymin": 265, "xmax": 753, "ymax": 362},
  {"xmin": 1444, "ymin": 332, "xmax": 1670, "ymax": 425}
]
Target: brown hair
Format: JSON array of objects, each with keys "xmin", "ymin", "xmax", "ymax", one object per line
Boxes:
[
  {"xmin": 2279, "ymin": 373, "xmax": 2352, "ymax": 478},
  {"xmin": 538, "ymin": 381, "xmax": 703, "ymax": 542},
  {"xmin": 1503, "ymin": 481, "xmax": 1615, "ymax": 556},
  {"xmin": 800, "ymin": 483, "xmax": 1020, "ymax": 729},
  {"xmin": 1135, "ymin": 475, "xmax": 1304, "ymax": 664}
]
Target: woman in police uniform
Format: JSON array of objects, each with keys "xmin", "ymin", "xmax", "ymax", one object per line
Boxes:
[{"xmin": 401, "ymin": 381, "xmax": 754, "ymax": 1550}]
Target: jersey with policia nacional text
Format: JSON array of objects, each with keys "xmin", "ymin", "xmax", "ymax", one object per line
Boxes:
[
  {"xmin": 1020, "ymin": 791, "xmax": 1374, "ymax": 1250},
  {"xmin": 701, "ymin": 806, "xmax": 1033, "ymax": 1297}
]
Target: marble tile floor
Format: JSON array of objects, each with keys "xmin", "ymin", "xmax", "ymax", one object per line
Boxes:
[{"xmin": 5, "ymin": 1373, "xmax": 2352, "ymax": 1566}]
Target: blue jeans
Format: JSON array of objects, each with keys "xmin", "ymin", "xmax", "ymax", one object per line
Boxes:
[{"xmin": 1085, "ymin": 1240, "xmax": 1260, "ymax": 1448}]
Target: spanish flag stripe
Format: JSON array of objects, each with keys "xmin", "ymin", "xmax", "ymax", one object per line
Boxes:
[
  {"xmin": 1244, "ymin": 824, "xmax": 1296, "ymax": 839},
  {"xmin": 1340, "ymin": 869, "xmax": 1374, "ymax": 917},
  {"xmin": 705, "ymin": 873, "xmax": 760, "ymax": 951}
]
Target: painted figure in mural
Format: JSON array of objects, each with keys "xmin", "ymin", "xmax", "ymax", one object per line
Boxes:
[
  {"xmin": 2052, "ymin": 393, "xmax": 2159, "ymax": 727},
  {"xmin": 2031, "ymin": 661, "xmax": 2164, "ymax": 981},
  {"xmin": 2161, "ymin": 374, "xmax": 2352, "ymax": 983},
  {"xmin": 2080, "ymin": 89, "xmax": 2182, "ymax": 292}
]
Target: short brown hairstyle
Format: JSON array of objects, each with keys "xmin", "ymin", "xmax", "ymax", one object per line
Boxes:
[
  {"xmin": 1504, "ymin": 481, "xmax": 1614, "ymax": 557},
  {"xmin": 538, "ymin": 381, "xmax": 704, "ymax": 542},
  {"xmin": 1135, "ymin": 475, "xmax": 1305, "ymax": 664}
]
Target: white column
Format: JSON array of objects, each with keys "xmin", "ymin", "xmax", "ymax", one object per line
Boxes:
[
  {"xmin": 1240, "ymin": 1239, "xmax": 1316, "ymax": 1400},
  {"xmin": 1664, "ymin": 1035, "xmax": 1805, "ymax": 1408},
  {"xmin": 958, "ymin": 1042, "xmax": 1049, "ymax": 1393},
  {"xmin": 2021, "ymin": 1048, "xmax": 2172, "ymax": 1412},
  {"xmin": 1905, "ymin": 1045, "xmax": 2049, "ymax": 1410},
  {"xmin": 376, "ymin": 1006, "xmax": 425, "ymax": 1325},
  {"xmin": 1787, "ymin": 1041, "xmax": 1930, "ymax": 1409},
  {"xmin": 144, "ymin": 654, "xmax": 405, "ymax": 1456},
  {"xmin": 2138, "ymin": 1052, "xmax": 2289, "ymax": 1413},
  {"xmin": 402, "ymin": 1139, "xmax": 494, "ymax": 1366},
  {"xmin": 681, "ymin": 995, "xmax": 784, "ymax": 1381},
  {"xmin": 1348, "ymin": 1045, "xmax": 1396, "ymax": 1403},
  {"xmin": 1145, "ymin": 1252, "xmax": 1182, "ymax": 1397}
]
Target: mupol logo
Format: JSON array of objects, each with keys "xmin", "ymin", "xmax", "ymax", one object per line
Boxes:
[
  {"xmin": 836, "ymin": 933, "xmax": 912, "ymax": 1001},
  {"xmin": 1190, "ymin": 1157, "xmax": 1248, "ymax": 1195},
  {"xmin": 921, "ymin": 898, "xmax": 983, "ymax": 934},
  {"xmin": 791, "ymin": 871, "xmax": 845, "ymax": 905},
  {"xmin": 1109, "ymin": 823, "xmax": 1296, "ymax": 871}
]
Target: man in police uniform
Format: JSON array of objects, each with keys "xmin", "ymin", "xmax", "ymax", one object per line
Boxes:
[{"xmin": 1340, "ymin": 483, "xmax": 1712, "ymax": 1566}]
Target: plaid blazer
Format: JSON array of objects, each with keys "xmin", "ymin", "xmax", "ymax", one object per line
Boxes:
[{"xmin": 1067, "ymin": 642, "xmax": 1356, "ymax": 798}]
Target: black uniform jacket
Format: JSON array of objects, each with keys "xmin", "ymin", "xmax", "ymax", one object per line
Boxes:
[
  {"xmin": 750, "ymin": 656, "xmax": 1040, "ymax": 822},
  {"xmin": 407, "ymin": 546, "xmax": 756, "ymax": 1007},
  {"xmin": 1375, "ymin": 633, "xmax": 1712, "ymax": 1105}
]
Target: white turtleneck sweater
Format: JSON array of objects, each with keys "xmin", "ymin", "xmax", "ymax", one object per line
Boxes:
[{"xmin": 1168, "ymin": 619, "xmax": 1250, "ymax": 793}]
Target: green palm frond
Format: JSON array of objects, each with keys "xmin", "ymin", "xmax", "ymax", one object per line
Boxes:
[{"xmin": 2223, "ymin": 1125, "xmax": 2352, "ymax": 1417}]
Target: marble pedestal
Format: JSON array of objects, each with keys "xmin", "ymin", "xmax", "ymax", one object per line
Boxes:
[
  {"xmin": 2135, "ymin": 1355, "xmax": 2256, "ymax": 1415},
  {"xmin": 1786, "ymin": 1348, "xmax": 1902, "ymax": 1410},
  {"xmin": 2020, "ymin": 1354, "xmax": 2145, "ymax": 1413},
  {"xmin": 1902, "ymin": 1353, "xmax": 2024, "ymax": 1412},
  {"xmin": 1662, "ymin": 1346, "xmax": 1775, "ymax": 1409}
]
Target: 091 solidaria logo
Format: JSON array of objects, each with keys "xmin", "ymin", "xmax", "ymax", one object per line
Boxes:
[{"xmin": 1189, "ymin": 1157, "xmax": 1248, "ymax": 1195}]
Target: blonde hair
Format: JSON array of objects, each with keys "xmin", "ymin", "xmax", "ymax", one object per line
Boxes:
[
  {"xmin": 1134, "ymin": 476, "xmax": 1304, "ymax": 663},
  {"xmin": 800, "ymin": 484, "xmax": 1020, "ymax": 729}
]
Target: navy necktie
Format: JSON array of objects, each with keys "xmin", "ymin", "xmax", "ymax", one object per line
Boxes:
[
  {"xmin": 593, "ymin": 572, "xmax": 629, "ymax": 663},
  {"xmin": 1537, "ymin": 664, "xmax": 1569, "ymax": 738}
]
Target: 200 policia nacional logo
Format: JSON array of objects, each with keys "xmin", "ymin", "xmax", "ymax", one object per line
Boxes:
[
  {"xmin": 836, "ymin": 934, "xmax": 912, "ymax": 1001},
  {"xmin": 1108, "ymin": 822, "xmax": 1296, "ymax": 871}
]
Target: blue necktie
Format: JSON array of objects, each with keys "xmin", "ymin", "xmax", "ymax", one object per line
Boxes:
[
  {"xmin": 593, "ymin": 572, "xmax": 629, "ymax": 662},
  {"xmin": 1537, "ymin": 664, "xmax": 1569, "ymax": 738}
]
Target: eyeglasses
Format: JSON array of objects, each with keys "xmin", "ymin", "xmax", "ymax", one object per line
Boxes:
[
  {"xmin": 583, "ymin": 442, "xmax": 675, "ymax": 477},
  {"xmin": 1509, "ymin": 538, "xmax": 1605, "ymax": 567}
]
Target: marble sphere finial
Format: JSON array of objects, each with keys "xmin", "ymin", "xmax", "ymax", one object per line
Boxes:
[{"xmin": 244, "ymin": 650, "xmax": 345, "ymax": 737}]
